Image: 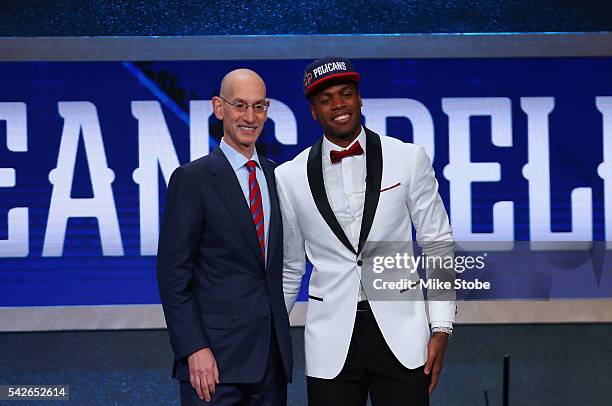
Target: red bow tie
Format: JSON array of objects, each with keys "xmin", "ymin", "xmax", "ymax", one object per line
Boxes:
[{"xmin": 330, "ymin": 141, "xmax": 364, "ymax": 164}]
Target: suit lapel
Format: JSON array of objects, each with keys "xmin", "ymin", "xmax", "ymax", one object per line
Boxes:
[
  {"xmin": 261, "ymin": 158, "xmax": 280, "ymax": 269},
  {"xmin": 209, "ymin": 147, "xmax": 265, "ymax": 266},
  {"xmin": 307, "ymin": 137, "xmax": 357, "ymax": 255},
  {"xmin": 357, "ymin": 127, "xmax": 383, "ymax": 254}
]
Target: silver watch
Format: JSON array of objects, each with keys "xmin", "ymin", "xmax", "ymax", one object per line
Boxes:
[{"xmin": 431, "ymin": 326, "xmax": 453, "ymax": 337}]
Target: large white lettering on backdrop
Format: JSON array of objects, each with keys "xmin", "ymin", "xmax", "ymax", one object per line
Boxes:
[
  {"xmin": 132, "ymin": 101, "xmax": 183, "ymax": 256},
  {"xmin": 0, "ymin": 102, "xmax": 28, "ymax": 257},
  {"xmin": 442, "ymin": 97, "xmax": 515, "ymax": 247},
  {"xmin": 43, "ymin": 102, "xmax": 123, "ymax": 257},
  {"xmin": 522, "ymin": 98, "xmax": 592, "ymax": 250},
  {"xmin": 596, "ymin": 97, "xmax": 612, "ymax": 249},
  {"xmin": 0, "ymin": 97, "xmax": 605, "ymax": 257}
]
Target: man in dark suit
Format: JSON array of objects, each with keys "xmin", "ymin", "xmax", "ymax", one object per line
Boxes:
[{"xmin": 157, "ymin": 68, "xmax": 292, "ymax": 405}]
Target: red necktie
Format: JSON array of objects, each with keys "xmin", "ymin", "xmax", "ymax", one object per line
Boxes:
[
  {"xmin": 246, "ymin": 160, "xmax": 265, "ymax": 259},
  {"xmin": 330, "ymin": 141, "xmax": 364, "ymax": 164}
]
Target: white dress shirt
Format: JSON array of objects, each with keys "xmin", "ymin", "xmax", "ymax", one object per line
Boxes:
[{"xmin": 321, "ymin": 127, "xmax": 368, "ymax": 301}]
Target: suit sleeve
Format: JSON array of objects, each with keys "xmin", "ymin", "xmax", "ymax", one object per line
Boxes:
[
  {"xmin": 275, "ymin": 168, "xmax": 307, "ymax": 315},
  {"xmin": 157, "ymin": 166, "xmax": 209, "ymax": 361},
  {"xmin": 406, "ymin": 146, "xmax": 456, "ymax": 326}
]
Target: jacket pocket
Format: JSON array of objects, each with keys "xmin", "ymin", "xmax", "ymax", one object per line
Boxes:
[
  {"xmin": 308, "ymin": 295, "xmax": 323, "ymax": 302},
  {"xmin": 380, "ymin": 182, "xmax": 401, "ymax": 192},
  {"xmin": 201, "ymin": 314, "xmax": 232, "ymax": 330}
]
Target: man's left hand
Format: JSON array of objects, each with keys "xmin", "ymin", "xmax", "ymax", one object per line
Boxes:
[{"xmin": 424, "ymin": 332, "xmax": 449, "ymax": 395}]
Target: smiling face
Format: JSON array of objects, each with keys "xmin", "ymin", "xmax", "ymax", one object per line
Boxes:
[
  {"xmin": 212, "ymin": 69, "xmax": 268, "ymax": 158},
  {"xmin": 309, "ymin": 81, "xmax": 362, "ymax": 147}
]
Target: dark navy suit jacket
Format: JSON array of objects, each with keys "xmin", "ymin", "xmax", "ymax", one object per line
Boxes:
[{"xmin": 157, "ymin": 146, "xmax": 293, "ymax": 383}]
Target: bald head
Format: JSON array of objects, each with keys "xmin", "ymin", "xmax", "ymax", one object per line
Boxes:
[
  {"xmin": 212, "ymin": 68, "xmax": 268, "ymax": 159},
  {"xmin": 219, "ymin": 68, "xmax": 266, "ymax": 100}
]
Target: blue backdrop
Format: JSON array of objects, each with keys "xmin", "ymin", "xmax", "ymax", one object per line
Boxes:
[{"xmin": 0, "ymin": 57, "xmax": 610, "ymax": 307}]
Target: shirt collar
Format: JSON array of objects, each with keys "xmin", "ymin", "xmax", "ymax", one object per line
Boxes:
[
  {"xmin": 220, "ymin": 137, "xmax": 262, "ymax": 172},
  {"xmin": 322, "ymin": 126, "xmax": 366, "ymax": 163}
]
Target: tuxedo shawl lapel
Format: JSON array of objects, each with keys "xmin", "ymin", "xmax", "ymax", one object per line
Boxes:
[
  {"xmin": 357, "ymin": 127, "xmax": 383, "ymax": 254},
  {"xmin": 307, "ymin": 137, "xmax": 358, "ymax": 255},
  {"xmin": 209, "ymin": 147, "xmax": 265, "ymax": 266},
  {"xmin": 260, "ymin": 158, "xmax": 280, "ymax": 269}
]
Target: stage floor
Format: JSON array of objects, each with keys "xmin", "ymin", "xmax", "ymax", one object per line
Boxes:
[{"xmin": 0, "ymin": 324, "xmax": 610, "ymax": 405}]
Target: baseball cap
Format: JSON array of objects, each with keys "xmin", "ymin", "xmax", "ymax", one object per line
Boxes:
[{"xmin": 303, "ymin": 57, "xmax": 360, "ymax": 97}]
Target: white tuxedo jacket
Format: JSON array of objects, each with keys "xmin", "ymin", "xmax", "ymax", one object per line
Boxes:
[{"xmin": 275, "ymin": 128, "xmax": 455, "ymax": 379}]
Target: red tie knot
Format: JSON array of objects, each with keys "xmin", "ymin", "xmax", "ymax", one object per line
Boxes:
[
  {"xmin": 330, "ymin": 141, "xmax": 364, "ymax": 164},
  {"xmin": 246, "ymin": 160, "xmax": 257, "ymax": 171}
]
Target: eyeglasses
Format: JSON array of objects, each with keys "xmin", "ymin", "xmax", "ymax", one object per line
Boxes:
[{"xmin": 219, "ymin": 96, "xmax": 270, "ymax": 113}]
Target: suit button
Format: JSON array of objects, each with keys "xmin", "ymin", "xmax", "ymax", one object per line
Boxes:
[{"xmin": 357, "ymin": 260, "xmax": 363, "ymax": 266}]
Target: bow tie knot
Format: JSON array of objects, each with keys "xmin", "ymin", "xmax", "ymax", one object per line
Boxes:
[{"xmin": 330, "ymin": 141, "xmax": 364, "ymax": 164}]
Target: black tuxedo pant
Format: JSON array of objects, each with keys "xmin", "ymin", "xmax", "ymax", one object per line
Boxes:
[
  {"xmin": 180, "ymin": 328, "xmax": 287, "ymax": 406},
  {"xmin": 307, "ymin": 303, "xmax": 429, "ymax": 406}
]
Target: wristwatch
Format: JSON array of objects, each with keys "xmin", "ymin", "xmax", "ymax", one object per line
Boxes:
[{"xmin": 431, "ymin": 326, "xmax": 453, "ymax": 337}]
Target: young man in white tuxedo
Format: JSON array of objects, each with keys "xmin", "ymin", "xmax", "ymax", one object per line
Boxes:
[{"xmin": 275, "ymin": 57, "xmax": 455, "ymax": 405}]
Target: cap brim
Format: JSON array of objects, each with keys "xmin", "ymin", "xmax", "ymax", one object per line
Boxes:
[{"xmin": 305, "ymin": 72, "xmax": 360, "ymax": 96}]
